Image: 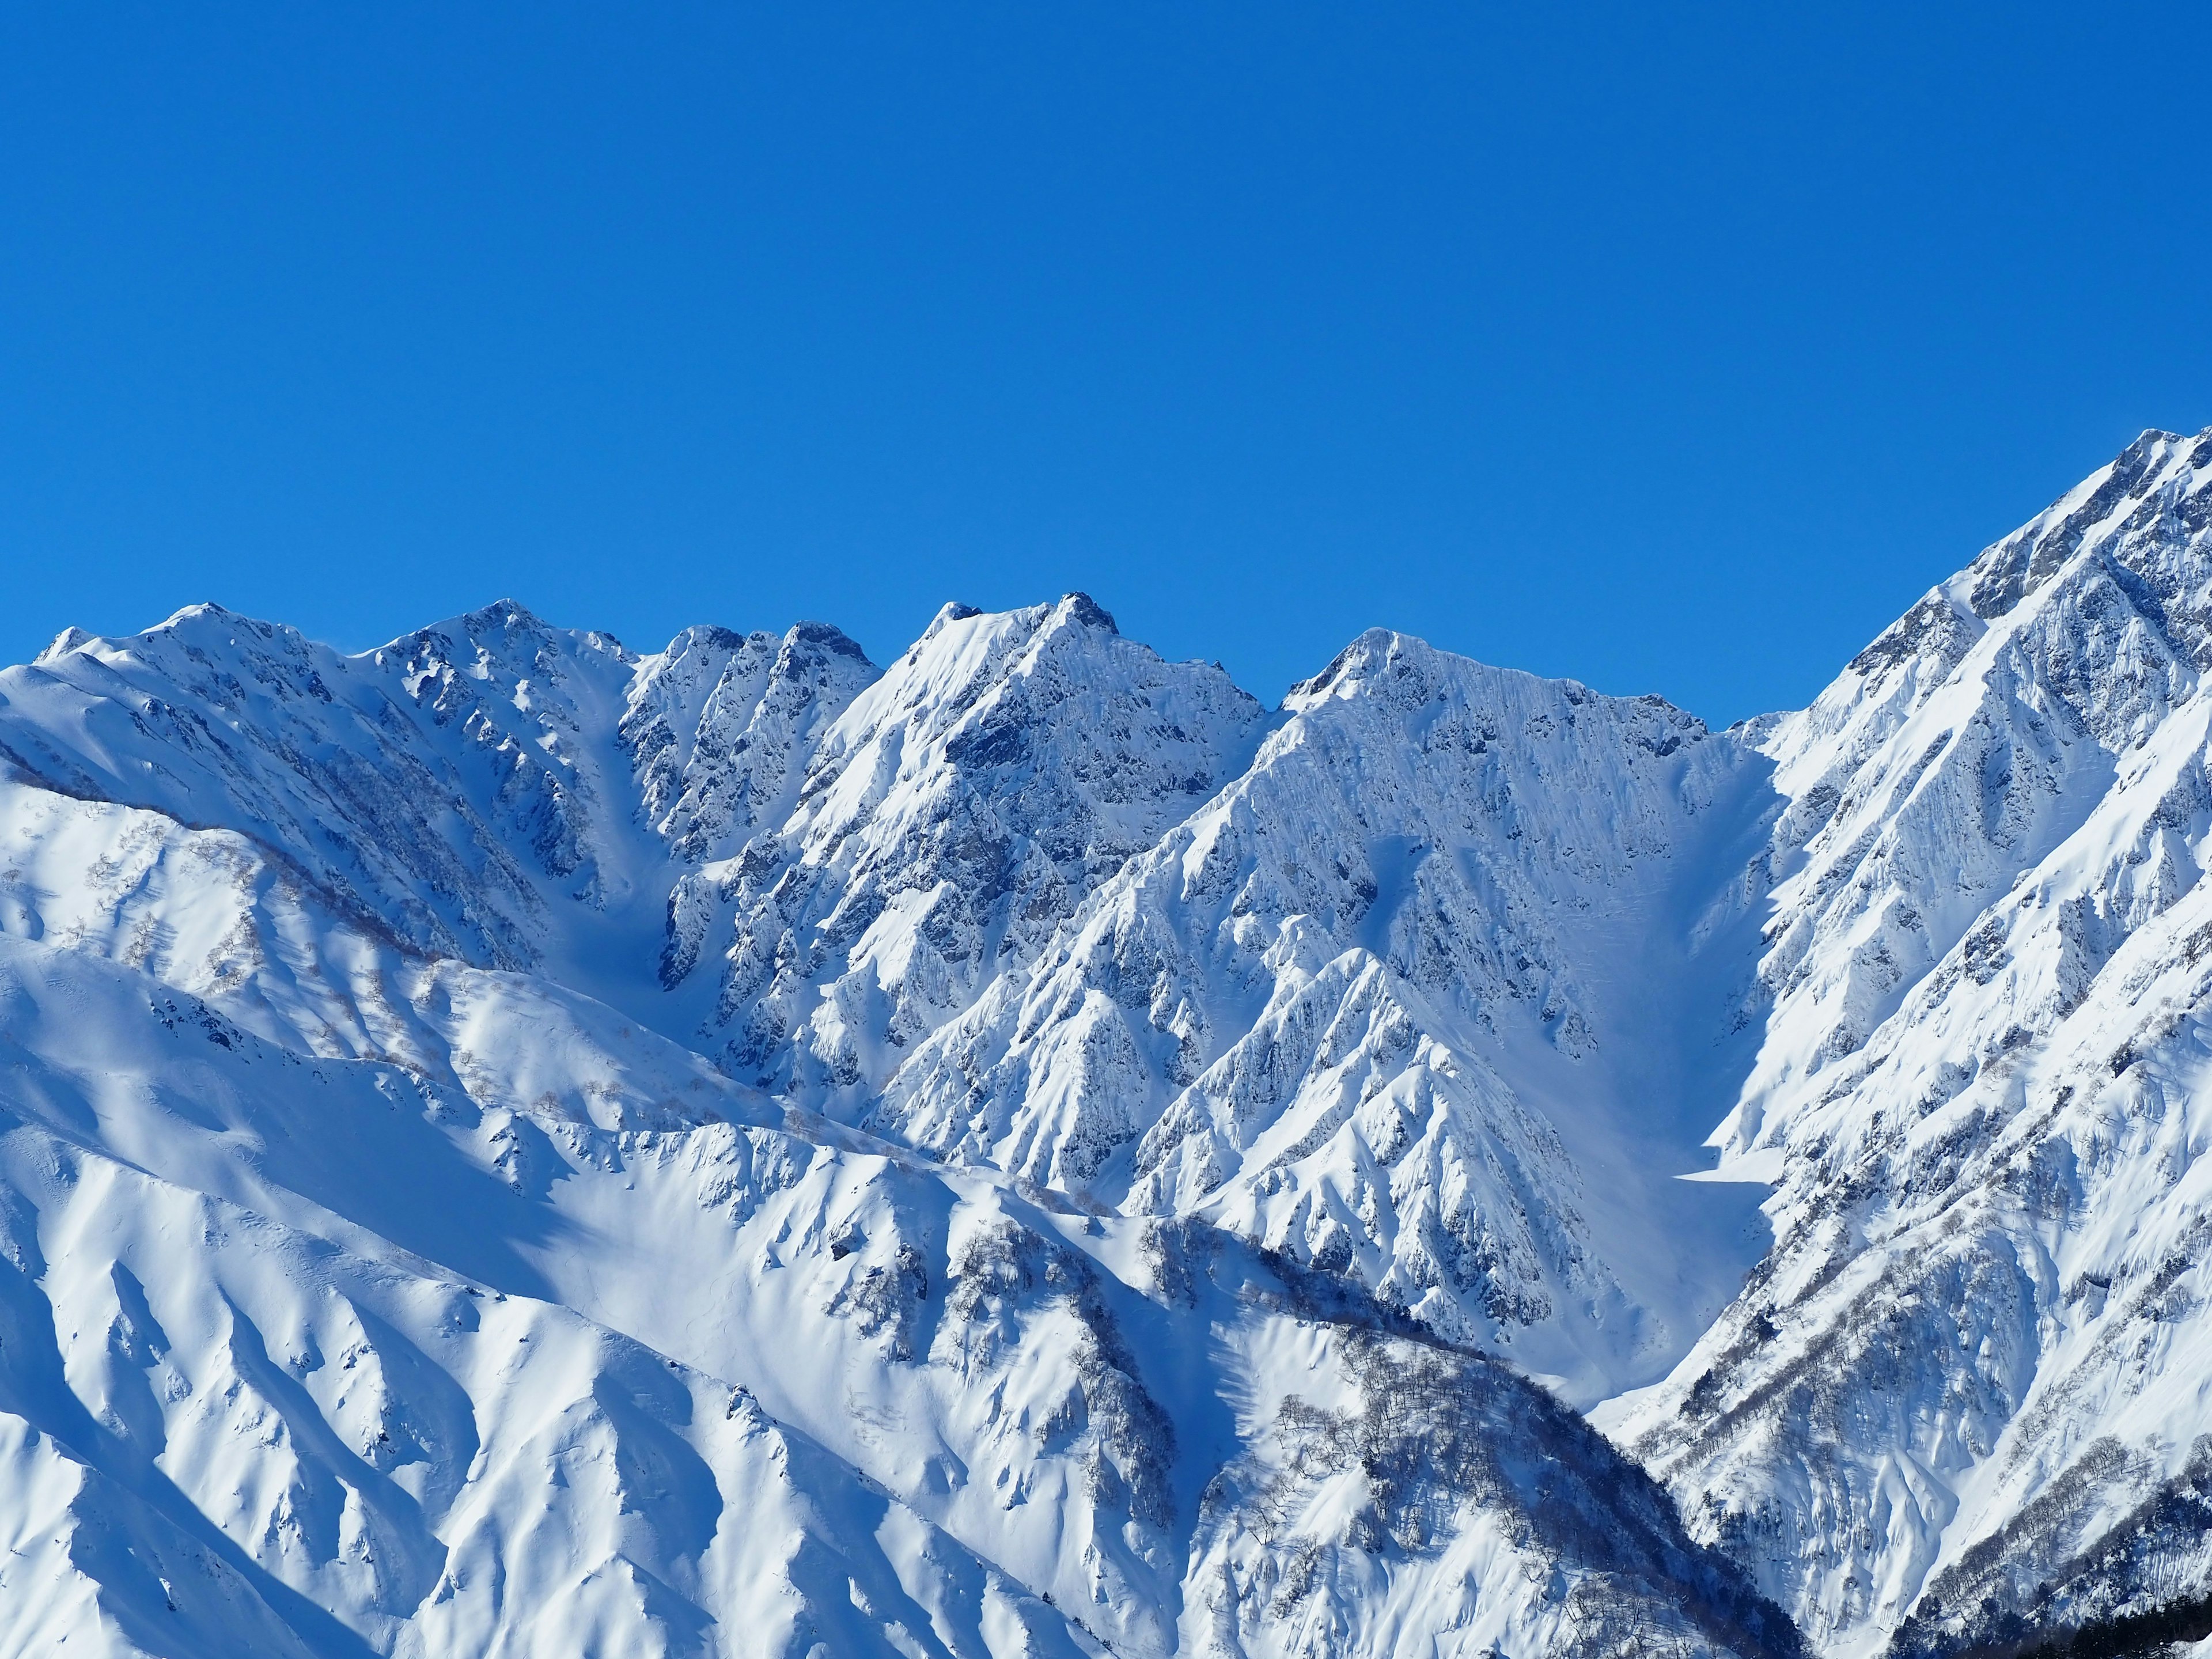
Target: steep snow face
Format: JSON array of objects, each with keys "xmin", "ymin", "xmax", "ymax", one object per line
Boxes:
[
  {"xmin": 0, "ymin": 785, "xmax": 1793, "ymax": 1657},
  {"xmin": 0, "ymin": 601, "xmax": 880, "ymax": 1043},
  {"xmin": 0, "ymin": 592, "xmax": 1770, "ymax": 1405},
  {"xmin": 621, "ymin": 621, "xmax": 880, "ymax": 869},
  {"xmin": 1607, "ymin": 428, "xmax": 2212, "ymax": 1656},
  {"xmin": 873, "ymin": 628, "xmax": 1781, "ymax": 1404},
  {"xmin": 688, "ymin": 594, "xmax": 1271, "ymax": 1106}
]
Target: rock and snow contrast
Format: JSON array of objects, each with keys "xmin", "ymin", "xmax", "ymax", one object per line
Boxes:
[
  {"xmin": 1603, "ymin": 426, "xmax": 2212, "ymax": 1658},
  {"xmin": 0, "ymin": 428, "xmax": 2206, "ymax": 1656}
]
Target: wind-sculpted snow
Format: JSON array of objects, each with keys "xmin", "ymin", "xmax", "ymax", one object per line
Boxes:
[{"xmin": 1605, "ymin": 427, "xmax": 2212, "ymax": 1656}]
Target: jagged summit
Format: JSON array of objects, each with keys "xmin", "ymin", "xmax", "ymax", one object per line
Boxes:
[
  {"xmin": 0, "ymin": 589, "xmax": 1800, "ymax": 1658},
  {"xmin": 1603, "ymin": 425, "xmax": 2212, "ymax": 1656},
  {"xmin": 1961, "ymin": 425, "xmax": 2211, "ymax": 623},
  {"xmin": 1057, "ymin": 589, "xmax": 1119, "ymax": 632}
]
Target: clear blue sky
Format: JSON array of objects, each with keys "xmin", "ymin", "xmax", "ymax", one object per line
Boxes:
[{"xmin": 4, "ymin": 5, "xmax": 2207, "ymax": 723}]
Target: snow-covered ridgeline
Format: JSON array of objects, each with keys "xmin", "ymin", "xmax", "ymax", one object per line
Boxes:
[
  {"xmin": 872, "ymin": 627, "xmax": 1780, "ymax": 1404},
  {"xmin": 1, "ymin": 587, "xmax": 1764, "ymax": 1406},
  {"xmin": 1607, "ymin": 426, "xmax": 2212, "ymax": 1655},
  {"xmin": 4, "ymin": 426, "xmax": 2212, "ymax": 1656}
]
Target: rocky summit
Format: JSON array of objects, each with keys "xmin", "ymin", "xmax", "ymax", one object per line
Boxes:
[{"xmin": 0, "ymin": 429, "xmax": 2209, "ymax": 1657}]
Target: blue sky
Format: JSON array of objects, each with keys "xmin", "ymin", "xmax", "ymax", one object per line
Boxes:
[{"xmin": 4, "ymin": 4, "xmax": 2207, "ymax": 723}]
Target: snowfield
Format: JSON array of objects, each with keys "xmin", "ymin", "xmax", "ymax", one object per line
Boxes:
[{"xmin": 0, "ymin": 426, "xmax": 2207, "ymax": 1656}]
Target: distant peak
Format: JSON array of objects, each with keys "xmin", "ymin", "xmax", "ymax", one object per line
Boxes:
[
  {"xmin": 1953, "ymin": 425, "xmax": 2212, "ymax": 625},
  {"xmin": 35, "ymin": 626, "xmax": 92, "ymax": 664},
  {"xmin": 1055, "ymin": 593, "xmax": 1118, "ymax": 634},
  {"xmin": 159, "ymin": 601, "xmax": 236, "ymax": 628},
  {"xmin": 787, "ymin": 620, "xmax": 873, "ymax": 664},
  {"xmin": 920, "ymin": 601, "xmax": 985, "ymax": 644},
  {"xmin": 147, "ymin": 603, "xmax": 305, "ymax": 651},
  {"xmin": 461, "ymin": 597, "xmax": 548, "ymax": 632},
  {"xmin": 677, "ymin": 623, "xmax": 749, "ymax": 653},
  {"xmin": 1286, "ymin": 628, "xmax": 1419, "ymax": 701}
]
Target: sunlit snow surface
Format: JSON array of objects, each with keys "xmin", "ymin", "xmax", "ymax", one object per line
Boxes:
[
  {"xmin": 0, "ymin": 429, "xmax": 2209, "ymax": 1655},
  {"xmin": 1605, "ymin": 426, "xmax": 2212, "ymax": 1656}
]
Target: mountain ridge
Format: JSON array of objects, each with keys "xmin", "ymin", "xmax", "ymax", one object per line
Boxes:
[{"xmin": 1, "ymin": 427, "xmax": 2209, "ymax": 1654}]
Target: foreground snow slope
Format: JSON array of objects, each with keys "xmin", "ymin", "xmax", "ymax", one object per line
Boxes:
[
  {"xmin": 1605, "ymin": 426, "xmax": 2212, "ymax": 1656},
  {"xmin": 0, "ymin": 778, "xmax": 1794, "ymax": 1656}
]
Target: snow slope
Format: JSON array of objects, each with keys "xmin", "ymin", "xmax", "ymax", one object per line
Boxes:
[
  {"xmin": 0, "ymin": 843, "xmax": 1790, "ymax": 1657},
  {"xmin": 6, "ymin": 426, "xmax": 2212, "ymax": 1657},
  {"xmin": 1604, "ymin": 427, "xmax": 2212, "ymax": 1656},
  {"xmin": 0, "ymin": 607, "xmax": 1794, "ymax": 1654}
]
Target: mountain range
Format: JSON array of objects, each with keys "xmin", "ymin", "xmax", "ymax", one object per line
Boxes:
[{"xmin": 0, "ymin": 427, "xmax": 2207, "ymax": 1657}]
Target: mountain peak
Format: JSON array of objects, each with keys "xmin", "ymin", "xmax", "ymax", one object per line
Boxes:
[
  {"xmin": 1054, "ymin": 591, "xmax": 1118, "ymax": 634},
  {"xmin": 464, "ymin": 595, "xmax": 547, "ymax": 630},
  {"xmin": 1959, "ymin": 425, "xmax": 2212, "ymax": 623},
  {"xmin": 920, "ymin": 600, "xmax": 984, "ymax": 642},
  {"xmin": 785, "ymin": 619, "xmax": 873, "ymax": 664},
  {"xmin": 34, "ymin": 626, "xmax": 92, "ymax": 664}
]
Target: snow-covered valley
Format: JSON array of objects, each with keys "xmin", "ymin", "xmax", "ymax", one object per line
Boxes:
[{"xmin": 1, "ymin": 427, "xmax": 2208, "ymax": 1656}]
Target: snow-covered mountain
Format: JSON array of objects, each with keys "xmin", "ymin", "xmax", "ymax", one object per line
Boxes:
[
  {"xmin": 2, "ymin": 424, "xmax": 2209, "ymax": 1656},
  {"xmin": 1604, "ymin": 426, "xmax": 2212, "ymax": 1656},
  {"xmin": 0, "ymin": 596, "xmax": 1796, "ymax": 1656},
  {"xmin": 869, "ymin": 628, "xmax": 1778, "ymax": 1404}
]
